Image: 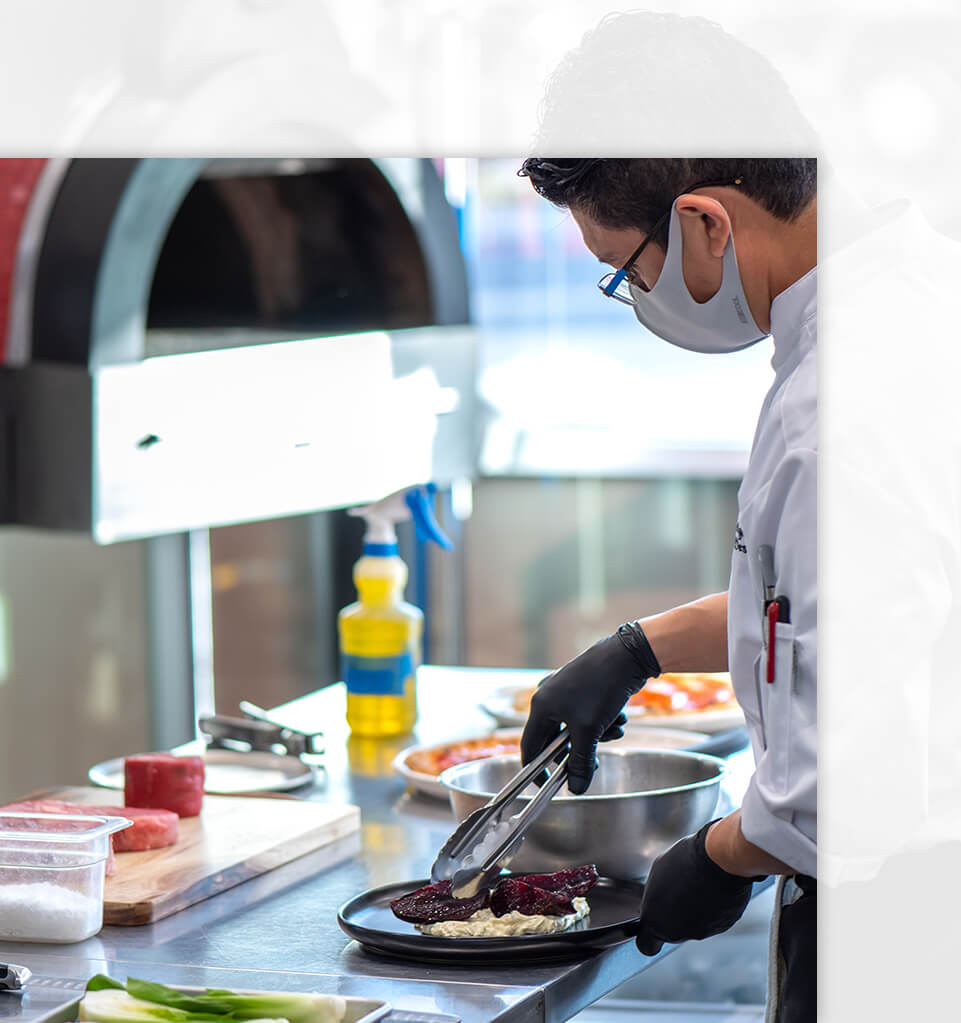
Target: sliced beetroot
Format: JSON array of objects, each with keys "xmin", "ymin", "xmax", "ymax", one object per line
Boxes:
[
  {"xmin": 390, "ymin": 865, "xmax": 600, "ymax": 924},
  {"xmin": 490, "ymin": 878, "xmax": 576, "ymax": 918},
  {"xmin": 389, "ymin": 880, "xmax": 491, "ymax": 923},
  {"xmin": 512, "ymin": 864, "xmax": 599, "ymax": 898}
]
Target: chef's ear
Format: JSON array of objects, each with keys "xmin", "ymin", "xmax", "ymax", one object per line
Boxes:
[{"xmin": 674, "ymin": 195, "xmax": 732, "ymax": 260}]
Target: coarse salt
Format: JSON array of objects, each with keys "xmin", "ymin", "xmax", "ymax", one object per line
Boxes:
[{"xmin": 0, "ymin": 881, "xmax": 101, "ymax": 941}]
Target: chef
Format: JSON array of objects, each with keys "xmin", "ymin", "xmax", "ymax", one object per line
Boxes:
[{"xmin": 517, "ymin": 158, "xmax": 816, "ymax": 1023}]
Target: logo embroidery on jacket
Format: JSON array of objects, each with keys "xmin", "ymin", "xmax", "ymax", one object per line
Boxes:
[{"xmin": 733, "ymin": 524, "xmax": 747, "ymax": 554}]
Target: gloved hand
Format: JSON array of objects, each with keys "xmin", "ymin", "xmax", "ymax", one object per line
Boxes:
[
  {"xmin": 520, "ymin": 621, "xmax": 661, "ymax": 794},
  {"xmin": 634, "ymin": 820, "xmax": 764, "ymax": 956}
]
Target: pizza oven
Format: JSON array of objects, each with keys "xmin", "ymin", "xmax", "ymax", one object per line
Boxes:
[{"xmin": 0, "ymin": 157, "xmax": 474, "ymax": 542}]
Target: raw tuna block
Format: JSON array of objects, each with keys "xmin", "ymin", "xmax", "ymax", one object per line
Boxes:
[{"xmin": 124, "ymin": 753, "xmax": 205, "ymax": 818}]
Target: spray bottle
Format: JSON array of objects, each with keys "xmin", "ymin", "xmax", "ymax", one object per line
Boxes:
[{"xmin": 338, "ymin": 483, "xmax": 452, "ymax": 737}]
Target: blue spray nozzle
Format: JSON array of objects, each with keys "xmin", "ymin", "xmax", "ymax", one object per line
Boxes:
[
  {"xmin": 349, "ymin": 483, "xmax": 453, "ymax": 552},
  {"xmin": 405, "ymin": 484, "xmax": 453, "ymax": 551}
]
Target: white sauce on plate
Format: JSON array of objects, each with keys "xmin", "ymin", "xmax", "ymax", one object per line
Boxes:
[{"xmin": 415, "ymin": 897, "xmax": 589, "ymax": 937}]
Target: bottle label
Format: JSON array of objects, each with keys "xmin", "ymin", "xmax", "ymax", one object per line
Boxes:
[{"xmin": 343, "ymin": 652, "xmax": 415, "ymax": 696}]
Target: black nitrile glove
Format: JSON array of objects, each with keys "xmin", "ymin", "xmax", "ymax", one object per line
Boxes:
[
  {"xmin": 634, "ymin": 820, "xmax": 764, "ymax": 956},
  {"xmin": 520, "ymin": 621, "xmax": 660, "ymax": 794}
]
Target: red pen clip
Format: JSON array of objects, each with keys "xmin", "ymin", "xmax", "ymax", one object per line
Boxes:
[{"xmin": 766, "ymin": 600, "xmax": 779, "ymax": 683}]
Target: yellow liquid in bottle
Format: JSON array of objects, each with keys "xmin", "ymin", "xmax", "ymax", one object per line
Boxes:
[
  {"xmin": 339, "ymin": 558, "xmax": 422, "ymax": 738},
  {"xmin": 345, "ymin": 676, "xmax": 418, "ymax": 738}
]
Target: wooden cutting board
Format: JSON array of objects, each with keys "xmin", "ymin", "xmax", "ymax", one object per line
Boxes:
[{"xmin": 27, "ymin": 786, "xmax": 361, "ymax": 926}]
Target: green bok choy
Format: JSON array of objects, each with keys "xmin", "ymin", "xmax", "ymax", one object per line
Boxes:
[{"xmin": 79, "ymin": 976, "xmax": 348, "ymax": 1023}]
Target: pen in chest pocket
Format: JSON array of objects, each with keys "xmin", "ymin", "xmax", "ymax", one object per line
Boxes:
[{"xmin": 758, "ymin": 544, "xmax": 791, "ymax": 683}]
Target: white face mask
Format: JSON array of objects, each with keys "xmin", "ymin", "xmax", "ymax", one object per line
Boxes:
[{"xmin": 629, "ymin": 205, "xmax": 769, "ymax": 354}]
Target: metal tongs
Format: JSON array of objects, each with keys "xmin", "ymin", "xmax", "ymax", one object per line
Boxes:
[
  {"xmin": 199, "ymin": 701, "xmax": 324, "ymax": 758},
  {"xmin": 0, "ymin": 963, "xmax": 31, "ymax": 993},
  {"xmin": 430, "ymin": 728, "xmax": 571, "ymax": 899}
]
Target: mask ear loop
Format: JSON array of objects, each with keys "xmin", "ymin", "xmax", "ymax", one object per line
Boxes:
[
  {"xmin": 603, "ymin": 175, "xmax": 744, "ymax": 298},
  {"xmin": 661, "ymin": 182, "xmax": 749, "ymax": 306}
]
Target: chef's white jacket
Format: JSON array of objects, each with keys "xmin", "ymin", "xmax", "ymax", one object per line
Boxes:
[{"xmin": 728, "ymin": 266, "xmax": 817, "ymax": 879}]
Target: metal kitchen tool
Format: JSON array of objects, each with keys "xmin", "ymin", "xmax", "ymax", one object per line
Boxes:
[
  {"xmin": 430, "ymin": 728, "xmax": 571, "ymax": 899},
  {"xmin": 442, "ymin": 747, "xmax": 726, "ymax": 880},
  {"xmin": 0, "ymin": 963, "xmax": 31, "ymax": 993},
  {"xmin": 199, "ymin": 705, "xmax": 324, "ymax": 759}
]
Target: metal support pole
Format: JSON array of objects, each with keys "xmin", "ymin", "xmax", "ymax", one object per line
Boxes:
[{"xmin": 144, "ymin": 532, "xmax": 196, "ymax": 749}]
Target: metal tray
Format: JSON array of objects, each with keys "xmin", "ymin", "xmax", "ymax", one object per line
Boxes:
[
  {"xmin": 480, "ymin": 681, "xmax": 745, "ymax": 733},
  {"xmin": 88, "ymin": 748, "xmax": 316, "ymax": 794},
  {"xmin": 392, "ymin": 725, "xmax": 714, "ymax": 801},
  {"xmin": 27, "ymin": 987, "xmax": 390, "ymax": 1023},
  {"xmin": 338, "ymin": 876, "xmax": 645, "ymax": 964}
]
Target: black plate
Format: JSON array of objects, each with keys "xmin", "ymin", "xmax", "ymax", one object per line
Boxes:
[{"xmin": 337, "ymin": 876, "xmax": 645, "ymax": 964}]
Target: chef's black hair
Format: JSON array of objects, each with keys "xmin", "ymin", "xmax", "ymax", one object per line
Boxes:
[{"xmin": 518, "ymin": 158, "xmax": 817, "ymax": 248}]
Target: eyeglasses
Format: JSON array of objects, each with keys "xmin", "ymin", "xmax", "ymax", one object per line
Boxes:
[{"xmin": 597, "ymin": 176, "xmax": 743, "ymax": 304}]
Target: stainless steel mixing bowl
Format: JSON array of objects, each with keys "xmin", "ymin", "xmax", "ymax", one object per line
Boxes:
[{"xmin": 439, "ymin": 748, "xmax": 726, "ymax": 880}]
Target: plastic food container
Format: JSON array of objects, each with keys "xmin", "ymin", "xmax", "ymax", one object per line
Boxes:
[{"xmin": 0, "ymin": 811, "xmax": 132, "ymax": 942}]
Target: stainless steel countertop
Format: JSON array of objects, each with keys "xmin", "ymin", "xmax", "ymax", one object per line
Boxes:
[{"xmin": 0, "ymin": 666, "xmax": 759, "ymax": 1023}]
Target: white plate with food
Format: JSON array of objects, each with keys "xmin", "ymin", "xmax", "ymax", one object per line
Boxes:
[
  {"xmin": 89, "ymin": 748, "xmax": 316, "ymax": 795},
  {"xmin": 392, "ymin": 724, "xmax": 710, "ymax": 799},
  {"xmin": 479, "ymin": 673, "xmax": 745, "ymax": 734}
]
